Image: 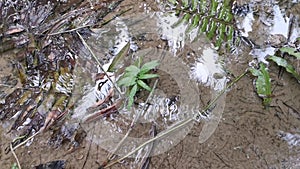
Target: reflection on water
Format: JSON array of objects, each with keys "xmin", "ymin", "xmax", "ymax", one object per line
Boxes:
[
  {"xmin": 70, "ymin": 10, "xmax": 229, "ymax": 158},
  {"xmin": 240, "ymin": 11, "xmax": 254, "ymax": 37},
  {"xmin": 157, "ymin": 12, "xmax": 187, "ymax": 53},
  {"xmin": 238, "ymin": 3, "xmax": 299, "ymax": 63},
  {"xmin": 271, "ymin": 5, "xmax": 290, "ymax": 37},
  {"xmin": 250, "ymin": 47, "xmax": 276, "ymax": 64},
  {"xmin": 279, "ymin": 131, "xmax": 300, "ymax": 147},
  {"xmin": 158, "ymin": 11, "xmax": 228, "ymax": 143},
  {"xmin": 190, "ymin": 48, "xmax": 226, "ymax": 91}
]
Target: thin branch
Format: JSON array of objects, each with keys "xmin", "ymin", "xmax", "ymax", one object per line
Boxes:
[
  {"xmin": 104, "ymin": 118, "xmax": 194, "ymax": 168},
  {"xmin": 0, "ymin": 83, "xmax": 14, "ymax": 87},
  {"xmin": 81, "ymin": 123, "xmax": 95, "ymax": 169},
  {"xmin": 196, "ymin": 69, "xmax": 249, "ymax": 119},
  {"xmin": 10, "ymin": 143, "xmax": 21, "ymax": 169},
  {"xmin": 13, "ymin": 131, "xmax": 41, "ymax": 151},
  {"xmin": 48, "ymin": 8, "xmax": 132, "ymax": 36},
  {"xmin": 100, "ymin": 8, "xmax": 133, "ymax": 26},
  {"xmin": 138, "ymin": 123, "xmax": 156, "ymax": 169},
  {"xmin": 104, "ymin": 80, "xmax": 158, "ymax": 166},
  {"xmin": 47, "ymin": 24, "xmax": 94, "ymax": 36},
  {"xmin": 76, "ymin": 31, "xmax": 123, "ymax": 98}
]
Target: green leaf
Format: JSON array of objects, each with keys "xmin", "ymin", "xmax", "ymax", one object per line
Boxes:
[
  {"xmin": 216, "ymin": 24, "xmax": 226, "ymax": 49},
  {"xmin": 138, "ymin": 73, "xmax": 159, "ymax": 79},
  {"xmin": 210, "ymin": 0, "xmax": 218, "ymax": 15},
  {"xmin": 192, "ymin": 14, "xmax": 200, "ymax": 27},
  {"xmin": 11, "ymin": 163, "xmax": 19, "ymax": 169},
  {"xmin": 167, "ymin": 0, "xmax": 238, "ymax": 52},
  {"xmin": 108, "ymin": 42, "xmax": 130, "ymax": 72},
  {"xmin": 218, "ymin": 4, "xmax": 226, "ymax": 20},
  {"xmin": 134, "ymin": 56, "xmax": 143, "ymax": 68},
  {"xmin": 186, "ymin": 14, "xmax": 200, "ymax": 33},
  {"xmin": 117, "ymin": 76, "xmax": 136, "ymax": 87},
  {"xmin": 125, "ymin": 65, "xmax": 140, "ymax": 73},
  {"xmin": 140, "ymin": 60, "xmax": 159, "ymax": 74},
  {"xmin": 280, "ymin": 47, "xmax": 300, "ymax": 59},
  {"xmin": 249, "ymin": 68, "xmax": 260, "ymax": 76},
  {"xmin": 182, "ymin": 13, "xmax": 191, "ymax": 24},
  {"xmin": 123, "ymin": 71, "xmax": 139, "ymax": 78},
  {"xmin": 137, "ymin": 80, "xmax": 152, "ymax": 91},
  {"xmin": 227, "ymin": 26, "xmax": 233, "ymax": 41},
  {"xmin": 128, "ymin": 84, "xmax": 138, "ymax": 109},
  {"xmin": 199, "ymin": 17, "xmax": 208, "ymax": 33},
  {"xmin": 250, "ymin": 63, "xmax": 272, "ymax": 107},
  {"xmin": 259, "ymin": 63, "xmax": 272, "ymax": 106},
  {"xmin": 172, "ymin": 13, "xmax": 191, "ymax": 28},
  {"xmin": 199, "ymin": 0, "xmax": 207, "ymax": 13},
  {"xmin": 191, "ymin": 0, "xmax": 198, "ymax": 11},
  {"xmin": 207, "ymin": 21, "xmax": 217, "ymax": 39},
  {"xmin": 268, "ymin": 55, "xmax": 300, "ymax": 81},
  {"xmin": 181, "ymin": 0, "xmax": 189, "ymax": 9}
]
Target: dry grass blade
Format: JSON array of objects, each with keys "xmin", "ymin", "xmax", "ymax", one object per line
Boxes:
[
  {"xmin": 102, "ymin": 80, "xmax": 159, "ymax": 167},
  {"xmin": 138, "ymin": 123, "xmax": 157, "ymax": 169},
  {"xmin": 12, "ymin": 131, "xmax": 41, "ymax": 151},
  {"xmin": 48, "ymin": 8, "xmax": 132, "ymax": 36},
  {"xmin": 76, "ymin": 31, "xmax": 123, "ymax": 97},
  {"xmin": 10, "ymin": 143, "xmax": 22, "ymax": 169}
]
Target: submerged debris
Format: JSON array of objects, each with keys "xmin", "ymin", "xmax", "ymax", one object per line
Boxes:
[
  {"xmin": 0, "ymin": 0, "xmax": 124, "ymax": 148},
  {"xmin": 34, "ymin": 160, "xmax": 66, "ymax": 169}
]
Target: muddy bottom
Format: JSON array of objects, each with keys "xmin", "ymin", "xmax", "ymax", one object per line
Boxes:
[
  {"xmin": 1, "ymin": 55, "xmax": 299, "ymax": 169},
  {"xmin": 1, "ymin": 0, "xmax": 300, "ymax": 169}
]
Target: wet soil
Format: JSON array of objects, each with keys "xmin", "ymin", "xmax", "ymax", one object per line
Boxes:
[{"xmin": 1, "ymin": 0, "xmax": 300, "ymax": 169}]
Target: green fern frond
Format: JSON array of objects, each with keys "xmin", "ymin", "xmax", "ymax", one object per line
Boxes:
[{"xmin": 167, "ymin": 0, "xmax": 239, "ymax": 51}]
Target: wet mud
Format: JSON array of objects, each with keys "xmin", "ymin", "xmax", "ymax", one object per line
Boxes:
[{"xmin": 1, "ymin": 0, "xmax": 300, "ymax": 169}]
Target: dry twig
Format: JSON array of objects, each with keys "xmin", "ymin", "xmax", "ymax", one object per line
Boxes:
[{"xmin": 10, "ymin": 143, "xmax": 22, "ymax": 169}]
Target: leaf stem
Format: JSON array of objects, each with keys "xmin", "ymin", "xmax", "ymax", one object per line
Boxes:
[{"xmin": 202, "ymin": 69, "xmax": 249, "ymax": 114}]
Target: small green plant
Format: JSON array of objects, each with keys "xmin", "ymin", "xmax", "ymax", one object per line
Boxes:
[
  {"xmin": 250, "ymin": 39, "xmax": 300, "ymax": 107},
  {"xmin": 11, "ymin": 163, "xmax": 19, "ymax": 169},
  {"xmin": 166, "ymin": 0, "xmax": 239, "ymax": 50},
  {"xmin": 118, "ymin": 59, "xmax": 160, "ymax": 109},
  {"xmin": 250, "ymin": 63, "xmax": 272, "ymax": 107}
]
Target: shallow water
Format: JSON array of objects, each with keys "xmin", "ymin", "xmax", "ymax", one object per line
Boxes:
[{"xmin": 1, "ymin": 0, "xmax": 300, "ymax": 168}]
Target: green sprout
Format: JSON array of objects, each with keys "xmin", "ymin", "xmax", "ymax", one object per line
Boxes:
[
  {"xmin": 11, "ymin": 163, "xmax": 19, "ymax": 169},
  {"xmin": 250, "ymin": 37, "xmax": 300, "ymax": 107},
  {"xmin": 117, "ymin": 59, "xmax": 160, "ymax": 109}
]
